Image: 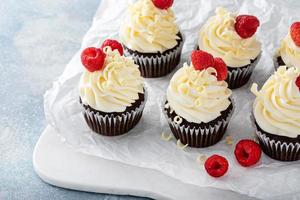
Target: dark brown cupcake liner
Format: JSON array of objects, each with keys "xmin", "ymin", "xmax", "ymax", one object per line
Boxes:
[
  {"xmin": 81, "ymin": 90, "xmax": 147, "ymax": 137},
  {"xmin": 123, "ymin": 33, "xmax": 184, "ymax": 78},
  {"xmin": 163, "ymin": 99, "xmax": 234, "ymax": 148},
  {"xmin": 251, "ymin": 115, "xmax": 300, "ymax": 161},
  {"xmin": 226, "ymin": 54, "xmax": 260, "ymax": 89}
]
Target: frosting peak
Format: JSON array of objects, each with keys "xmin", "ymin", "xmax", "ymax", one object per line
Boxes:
[
  {"xmin": 279, "ymin": 32, "xmax": 300, "ymax": 69},
  {"xmin": 119, "ymin": 0, "xmax": 179, "ymax": 53},
  {"xmin": 198, "ymin": 7, "xmax": 261, "ymax": 68},
  {"xmin": 251, "ymin": 66, "xmax": 300, "ymax": 138},
  {"xmin": 79, "ymin": 47, "xmax": 144, "ymax": 112},
  {"xmin": 167, "ymin": 64, "xmax": 232, "ymax": 123}
]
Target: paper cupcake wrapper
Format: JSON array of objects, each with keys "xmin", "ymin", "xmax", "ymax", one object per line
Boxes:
[
  {"xmin": 226, "ymin": 65, "xmax": 255, "ymax": 89},
  {"xmin": 251, "ymin": 114, "xmax": 300, "ymax": 161},
  {"xmin": 124, "ymin": 40, "xmax": 184, "ymax": 78},
  {"xmin": 162, "ymin": 99, "xmax": 234, "ymax": 148},
  {"xmin": 82, "ymin": 91, "xmax": 147, "ymax": 137},
  {"xmin": 226, "ymin": 55, "xmax": 260, "ymax": 89},
  {"xmin": 255, "ymin": 130, "xmax": 300, "ymax": 161}
]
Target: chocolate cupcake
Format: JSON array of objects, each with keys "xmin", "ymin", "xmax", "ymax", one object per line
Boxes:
[
  {"xmin": 274, "ymin": 22, "xmax": 300, "ymax": 70},
  {"xmin": 79, "ymin": 40, "xmax": 146, "ymax": 136},
  {"xmin": 198, "ymin": 7, "xmax": 261, "ymax": 89},
  {"xmin": 163, "ymin": 51, "xmax": 233, "ymax": 148},
  {"xmin": 251, "ymin": 66, "xmax": 300, "ymax": 161},
  {"xmin": 119, "ymin": 0, "xmax": 183, "ymax": 78}
]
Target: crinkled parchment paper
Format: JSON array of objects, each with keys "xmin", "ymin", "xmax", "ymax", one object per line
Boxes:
[{"xmin": 44, "ymin": 0, "xmax": 300, "ymax": 199}]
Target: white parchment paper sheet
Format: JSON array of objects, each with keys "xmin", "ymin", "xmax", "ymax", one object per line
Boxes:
[{"xmin": 44, "ymin": 0, "xmax": 300, "ymax": 199}]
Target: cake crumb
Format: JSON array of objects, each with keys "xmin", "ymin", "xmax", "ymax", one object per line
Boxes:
[
  {"xmin": 197, "ymin": 154, "xmax": 207, "ymax": 164},
  {"xmin": 225, "ymin": 135, "xmax": 233, "ymax": 145},
  {"xmin": 161, "ymin": 131, "xmax": 173, "ymax": 141},
  {"xmin": 176, "ymin": 139, "xmax": 188, "ymax": 150}
]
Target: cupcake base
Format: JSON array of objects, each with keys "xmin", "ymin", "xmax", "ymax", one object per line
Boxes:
[
  {"xmin": 123, "ymin": 32, "xmax": 184, "ymax": 78},
  {"xmin": 80, "ymin": 92, "xmax": 146, "ymax": 137},
  {"xmin": 226, "ymin": 55, "xmax": 260, "ymax": 89},
  {"xmin": 254, "ymin": 120, "xmax": 300, "ymax": 161},
  {"xmin": 164, "ymin": 100, "xmax": 234, "ymax": 148}
]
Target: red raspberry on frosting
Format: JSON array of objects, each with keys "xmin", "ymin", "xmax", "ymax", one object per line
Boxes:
[
  {"xmin": 191, "ymin": 50, "xmax": 215, "ymax": 71},
  {"xmin": 204, "ymin": 154, "xmax": 229, "ymax": 178},
  {"xmin": 234, "ymin": 139, "xmax": 262, "ymax": 167},
  {"xmin": 296, "ymin": 75, "xmax": 300, "ymax": 90},
  {"xmin": 81, "ymin": 47, "xmax": 106, "ymax": 72},
  {"xmin": 101, "ymin": 39, "xmax": 124, "ymax": 55},
  {"xmin": 235, "ymin": 15, "xmax": 260, "ymax": 39},
  {"xmin": 290, "ymin": 22, "xmax": 300, "ymax": 47},
  {"xmin": 152, "ymin": 0, "xmax": 173, "ymax": 10},
  {"xmin": 191, "ymin": 50, "xmax": 228, "ymax": 81},
  {"xmin": 214, "ymin": 57, "xmax": 228, "ymax": 81}
]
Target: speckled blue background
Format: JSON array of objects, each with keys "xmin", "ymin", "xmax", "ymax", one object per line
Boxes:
[{"xmin": 0, "ymin": 0, "xmax": 148, "ymax": 199}]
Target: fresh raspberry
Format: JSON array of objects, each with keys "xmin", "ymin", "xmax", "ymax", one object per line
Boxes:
[
  {"xmin": 290, "ymin": 22, "xmax": 300, "ymax": 47},
  {"xmin": 81, "ymin": 47, "xmax": 106, "ymax": 72},
  {"xmin": 296, "ymin": 75, "xmax": 300, "ymax": 90},
  {"xmin": 101, "ymin": 39, "xmax": 124, "ymax": 55},
  {"xmin": 213, "ymin": 57, "xmax": 228, "ymax": 81},
  {"xmin": 191, "ymin": 50, "xmax": 215, "ymax": 71},
  {"xmin": 204, "ymin": 155, "xmax": 229, "ymax": 178},
  {"xmin": 152, "ymin": 0, "xmax": 173, "ymax": 10},
  {"xmin": 235, "ymin": 15, "xmax": 260, "ymax": 39},
  {"xmin": 234, "ymin": 139, "xmax": 262, "ymax": 167}
]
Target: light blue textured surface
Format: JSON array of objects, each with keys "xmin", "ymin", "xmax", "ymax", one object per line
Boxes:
[{"xmin": 0, "ymin": 0, "xmax": 148, "ymax": 199}]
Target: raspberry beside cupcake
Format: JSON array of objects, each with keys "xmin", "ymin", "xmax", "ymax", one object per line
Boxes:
[
  {"xmin": 79, "ymin": 40, "xmax": 146, "ymax": 136},
  {"xmin": 251, "ymin": 66, "xmax": 300, "ymax": 161},
  {"xmin": 119, "ymin": 0, "xmax": 183, "ymax": 78},
  {"xmin": 275, "ymin": 22, "xmax": 300, "ymax": 70},
  {"xmin": 164, "ymin": 50, "xmax": 233, "ymax": 148},
  {"xmin": 198, "ymin": 7, "xmax": 261, "ymax": 89}
]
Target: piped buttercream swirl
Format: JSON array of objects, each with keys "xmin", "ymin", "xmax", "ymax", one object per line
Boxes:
[
  {"xmin": 198, "ymin": 7, "xmax": 261, "ymax": 68},
  {"xmin": 167, "ymin": 63, "xmax": 232, "ymax": 123},
  {"xmin": 251, "ymin": 66, "xmax": 300, "ymax": 138},
  {"xmin": 120, "ymin": 0, "xmax": 179, "ymax": 53},
  {"xmin": 79, "ymin": 47, "xmax": 144, "ymax": 113},
  {"xmin": 279, "ymin": 32, "xmax": 300, "ymax": 69}
]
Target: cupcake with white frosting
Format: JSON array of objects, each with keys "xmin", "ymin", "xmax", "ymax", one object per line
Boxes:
[
  {"xmin": 275, "ymin": 22, "xmax": 300, "ymax": 70},
  {"xmin": 198, "ymin": 7, "xmax": 261, "ymax": 89},
  {"xmin": 251, "ymin": 66, "xmax": 300, "ymax": 161},
  {"xmin": 79, "ymin": 39, "xmax": 146, "ymax": 136},
  {"xmin": 164, "ymin": 50, "xmax": 233, "ymax": 148},
  {"xmin": 119, "ymin": 0, "xmax": 183, "ymax": 78}
]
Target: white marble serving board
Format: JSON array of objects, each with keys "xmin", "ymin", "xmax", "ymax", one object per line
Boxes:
[{"xmin": 33, "ymin": 126, "xmax": 256, "ymax": 200}]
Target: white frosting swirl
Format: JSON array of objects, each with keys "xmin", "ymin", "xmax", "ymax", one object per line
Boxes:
[
  {"xmin": 79, "ymin": 47, "xmax": 144, "ymax": 113},
  {"xmin": 279, "ymin": 32, "xmax": 300, "ymax": 69},
  {"xmin": 198, "ymin": 7, "xmax": 261, "ymax": 68},
  {"xmin": 251, "ymin": 66, "xmax": 300, "ymax": 138},
  {"xmin": 119, "ymin": 0, "xmax": 180, "ymax": 53},
  {"xmin": 167, "ymin": 64, "xmax": 232, "ymax": 123}
]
